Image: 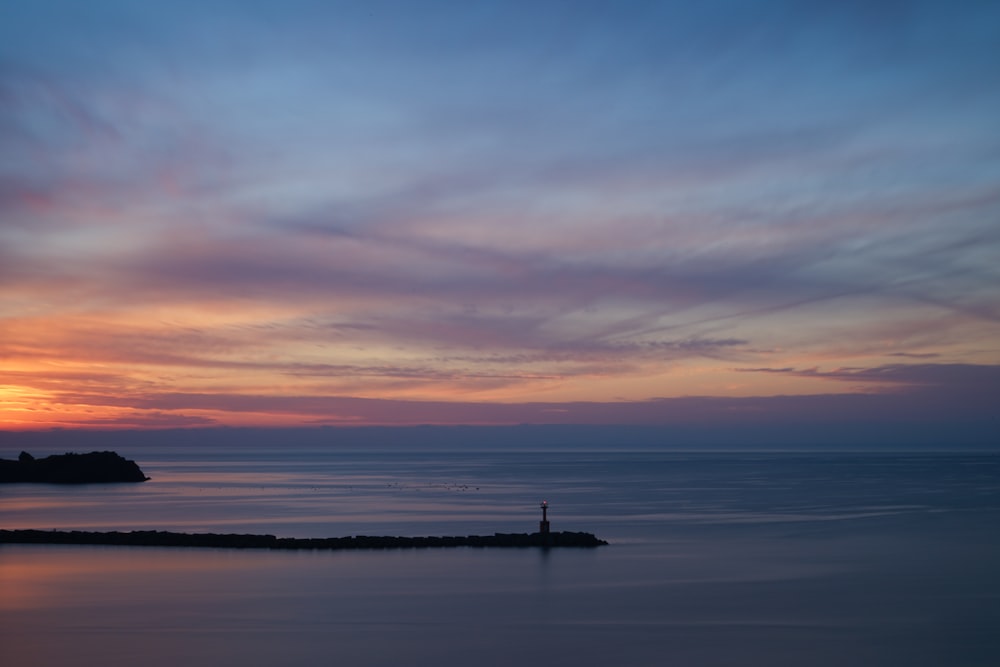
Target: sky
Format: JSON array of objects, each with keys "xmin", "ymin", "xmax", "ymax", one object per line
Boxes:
[{"xmin": 1, "ymin": 1, "xmax": 999, "ymax": 441}]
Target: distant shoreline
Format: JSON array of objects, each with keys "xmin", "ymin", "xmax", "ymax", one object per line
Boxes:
[{"xmin": 0, "ymin": 529, "xmax": 608, "ymax": 550}]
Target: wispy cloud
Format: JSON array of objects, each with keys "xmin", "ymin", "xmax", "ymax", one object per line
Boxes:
[
  {"xmin": 739, "ymin": 363, "xmax": 1000, "ymax": 390},
  {"xmin": 2, "ymin": 1, "xmax": 999, "ymax": 433},
  {"xmin": 14, "ymin": 362, "xmax": 996, "ymax": 432}
]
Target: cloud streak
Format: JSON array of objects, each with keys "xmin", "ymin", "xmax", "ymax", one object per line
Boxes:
[
  {"xmin": 2, "ymin": 1, "xmax": 999, "ymax": 436},
  {"xmin": 10, "ymin": 363, "xmax": 996, "ymax": 441}
]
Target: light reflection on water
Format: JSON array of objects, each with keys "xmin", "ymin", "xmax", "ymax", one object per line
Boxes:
[{"xmin": 2, "ymin": 448, "xmax": 999, "ymax": 666}]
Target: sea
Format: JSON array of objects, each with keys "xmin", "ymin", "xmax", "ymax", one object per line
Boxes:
[{"xmin": 2, "ymin": 441, "xmax": 999, "ymax": 667}]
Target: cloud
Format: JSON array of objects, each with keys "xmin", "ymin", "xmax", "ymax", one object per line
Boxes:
[
  {"xmin": 738, "ymin": 363, "xmax": 1000, "ymax": 393},
  {"xmin": 50, "ymin": 411, "xmax": 218, "ymax": 429},
  {"xmin": 24, "ymin": 362, "xmax": 997, "ymax": 435},
  {"xmin": 2, "ymin": 1, "xmax": 999, "ymax": 434}
]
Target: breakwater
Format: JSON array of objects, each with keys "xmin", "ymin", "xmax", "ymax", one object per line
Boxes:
[{"xmin": 0, "ymin": 529, "xmax": 608, "ymax": 550}]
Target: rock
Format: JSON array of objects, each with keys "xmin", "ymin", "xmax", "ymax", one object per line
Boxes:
[
  {"xmin": 0, "ymin": 529, "xmax": 609, "ymax": 550},
  {"xmin": 0, "ymin": 451, "xmax": 149, "ymax": 484}
]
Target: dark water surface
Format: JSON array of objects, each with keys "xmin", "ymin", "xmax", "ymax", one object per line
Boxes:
[{"xmin": 2, "ymin": 445, "xmax": 999, "ymax": 666}]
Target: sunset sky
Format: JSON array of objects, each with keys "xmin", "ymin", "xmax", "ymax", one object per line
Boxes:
[{"xmin": 2, "ymin": 1, "xmax": 999, "ymax": 438}]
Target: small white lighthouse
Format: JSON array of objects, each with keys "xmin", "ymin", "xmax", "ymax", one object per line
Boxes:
[{"xmin": 539, "ymin": 500, "xmax": 550, "ymax": 535}]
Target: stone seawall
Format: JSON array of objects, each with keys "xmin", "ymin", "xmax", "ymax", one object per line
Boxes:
[{"xmin": 0, "ymin": 529, "xmax": 608, "ymax": 550}]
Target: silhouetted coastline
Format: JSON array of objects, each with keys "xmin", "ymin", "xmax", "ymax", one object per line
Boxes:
[
  {"xmin": 0, "ymin": 451, "xmax": 149, "ymax": 484},
  {"xmin": 0, "ymin": 529, "xmax": 608, "ymax": 550}
]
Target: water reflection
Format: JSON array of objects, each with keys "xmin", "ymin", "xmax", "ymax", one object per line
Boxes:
[{"xmin": 2, "ymin": 450, "xmax": 999, "ymax": 666}]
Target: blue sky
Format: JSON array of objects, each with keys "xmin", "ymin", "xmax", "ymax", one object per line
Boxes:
[{"xmin": 1, "ymin": 1, "xmax": 998, "ymax": 438}]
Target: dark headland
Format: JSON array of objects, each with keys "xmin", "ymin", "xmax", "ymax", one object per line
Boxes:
[
  {"xmin": 0, "ymin": 451, "xmax": 149, "ymax": 484},
  {"xmin": 0, "ymin": 529, "xmax": 608, "ymax": 550}
]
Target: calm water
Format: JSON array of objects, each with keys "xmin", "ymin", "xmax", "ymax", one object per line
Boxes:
[{"xmin": 2, "ymin": 444, "xmax": 999, "ymax": 666}]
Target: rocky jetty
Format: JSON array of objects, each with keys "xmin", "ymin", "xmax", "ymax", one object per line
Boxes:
[
  {"xmin": 0, "ymin": 451, "xmax": 149, "ymax": 484},
  {"xmin": 0, "ymin": 529, "xmax": 608, "ymax": 550}
]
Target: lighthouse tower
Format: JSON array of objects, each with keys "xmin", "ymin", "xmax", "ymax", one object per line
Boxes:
[{"xmin": 539, "ymin": 500, "xmax": 550, "ymax": 535}]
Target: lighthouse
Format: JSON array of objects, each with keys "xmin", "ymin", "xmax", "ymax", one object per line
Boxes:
[{"xmin": 539, "ymin": 500, "xmax": 550, "ymax": 535}]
